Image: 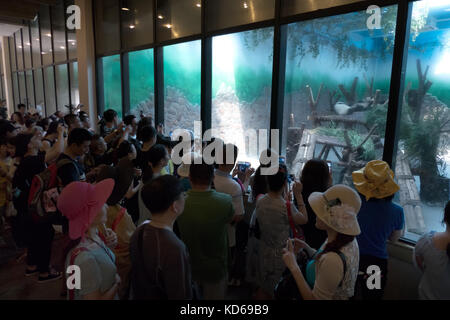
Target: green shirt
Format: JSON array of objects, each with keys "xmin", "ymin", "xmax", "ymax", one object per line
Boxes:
[{"xmin": 177, "ymin": 189, "xmax": 234, "ymax": 283}]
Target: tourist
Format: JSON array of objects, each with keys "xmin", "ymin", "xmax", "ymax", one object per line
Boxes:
[
  {"xmin": 177, "ymin": 160, "xmax": 234, "ymax": 300},
  {"xmin": 58, "ymin": 179, "xmax": 121, "ymax": 300},
  {"xmin": 414, "ymin": 201, "xmax": 450, "ymax": 300},
  {"xmin": 352, "ymin": 160, "xmax": 404, "ymax": 300},
  {"xmin": 135, "ymin": 125, "xmax": 157, "ymax": 170},
  {"xmin": 96, "ymin": 158, "xmax": 137, "ymax": 299},
  {"xmin": 282, "ymin": 184, "xmax": 361, "ymax": 300},
  {"xmin": 129, "ymin": 175, "xmax": 192, "ymax": 300},
  {"xmin": 252, "ymin": 164, "xmax": 308, "ymax": 299},
  {"xmin": 300, "ymin": 159, "xmax": 331, "ymax": 250},
  {"xmin": 64, "ymin": 114, "xmax": 82, "ymax": 134}
]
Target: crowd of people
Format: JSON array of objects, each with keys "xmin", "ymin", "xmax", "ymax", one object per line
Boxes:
[{"xmin": 0, "ymin": 103, "xmax": 449, "ymax": 300}]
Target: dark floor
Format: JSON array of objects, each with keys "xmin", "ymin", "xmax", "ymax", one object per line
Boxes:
[{"xmin": 0, "ymin": 227, "xmax": 251, "ymax": 300}]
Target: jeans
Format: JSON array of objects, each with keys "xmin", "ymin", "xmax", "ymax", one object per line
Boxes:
[{"xmin": 26, "ymin": 220, "xmax": 55, "ymax": 273}]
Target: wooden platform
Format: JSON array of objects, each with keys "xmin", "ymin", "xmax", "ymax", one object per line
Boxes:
[{"xmin": 395, "ymin": 151, "xmax": 426, "ymax": 235}]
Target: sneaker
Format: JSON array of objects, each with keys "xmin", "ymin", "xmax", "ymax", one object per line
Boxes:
[{"xmin": 38, "ymin": 272, "xmax": 62, "ymax": 283}]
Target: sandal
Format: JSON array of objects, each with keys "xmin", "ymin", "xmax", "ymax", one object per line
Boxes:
[{"xmin": 38, "ymin": 271, "xmax": 62, "ymax": 283}]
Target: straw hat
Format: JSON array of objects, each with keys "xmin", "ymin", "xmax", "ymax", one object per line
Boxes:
[
  {"xmin": 352, "ymin": 160, "xmax": 400, "ymax": 201},
  {"xmin": 308, "ymin": 185, "xmax": 362, "ymax": 236}
]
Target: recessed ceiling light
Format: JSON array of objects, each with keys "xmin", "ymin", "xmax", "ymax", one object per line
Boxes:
[
  {"xmin": 121, "ymin": 7, "xmax": 130, "ymax": 11},
  {"xmin": 129, "ymin": 25, "xmax": 135, "ymax": 29},
  {"xmin": 158, "ymin": 15, "xmax": 163, "ymax": 19},
  {"xmin": 26, "ymin": 42, "xmax": 31, "ymax": 46},
  {"xmin": 196, "ymin": 3, "xmax": 201, "ymax": 7},
  {"xmin": 60, "ymin": 46, "xmax": 65, "ymax": 49},
  {"xmin": 243, "ymin": 2, "xmax": 248, "ymax": 9},
  {"xmin": 165, "ymin": 24, "xmax": 172, "ymax": 29},
  {"xmin": 46, "ymin": 33, "xmax": 52, "ymax": 37}
]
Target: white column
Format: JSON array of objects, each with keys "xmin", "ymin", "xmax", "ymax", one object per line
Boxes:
[
  {"xmin": 1, "ymin": 37, "xmax": 15, "ymax": 117},
  {"xmin": 75, "ymin": 0, "xmax": 97, "ymax": 128}
]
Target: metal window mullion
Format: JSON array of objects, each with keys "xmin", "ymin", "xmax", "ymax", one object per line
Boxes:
[
  {"xmin": 65, "ymin": 0, "xmax": 72, "ymax": 107},
  {"xmin": 200, "ymin": 0, "xmax": 212, "ymax": 134},
  {"xmin": 122, "ymin": 53, "xmax": 130, "ymax": 116}
]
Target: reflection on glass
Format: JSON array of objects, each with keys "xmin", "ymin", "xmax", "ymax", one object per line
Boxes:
[
  {"xmin": 156, "ymin": 0, "xmax": 201, "ymax": 42},
  {"xmin": 34, "ymin": 69, "xmax": 45, "ymax": 116},
  {"xmin": 18, "ymin": 72, "xmax": 26, "ymax": 104},
  {"xmin": 12, "ymin": 73, "xmax": 19, "ymax": 107},
  {"xmin": 212, "ymin": 28, "xmax": 274, "ymax": 166},
  {"xmin": 26, "ymin": 70, "xmax": 35, "ymax": 108},
  {"xmin": 23, "ymin": 26, "xmax": 32, "ymax": 69},
  {"xmin": 395, "ymin": 0, "xmax": 450, "ymax": 240},
  {"xmin": 121, "ymin": 0, "xmax": 153, "ymax": 48},
  {"xmin": 281, "ymin": 0, "xmax": 362, "ymax": 16},
  {"xmin": 15, "ymin": 31, "xmax": 24, "ymax": 71},
  {"xmin": 163, "ymin": 40, "xmax": 201, "ymax": 134},
  {"xmin": 31, "ymin": 17, "xmax": 41, "ymax": 67},
  {"xmin": 282, "ymin": 6, "xmax": 397, "ymax": 186},
  {"xmin": 95, "ymin": 0, "xmax": 120, "ymax": 54},
  {"xmin": 129, "ymin": 49, "xmax": 154, "ymax": 119},
  {"xmin": 44, "ymin": 67, "xmax": 56, "ymax": 115},
  {"xmin": 56, "ymin": 64, "xmax": 70, "ymax": 110},
  {"xmin": 9, "ymin": 37, "xmax": 17, "ymax": 71},
  {"xmin": 70, "ymin": 62, "xmax": 80, "ymax": 106},
  {"xmin": 66, "ymin": 0, "xmax": 77, "ymax": 60},
  {"xmin": 206, "ymin": 0, "xmax": 275, "ymax": 32},
  {"xmin": 52, "ymin": 1, "xmax": 67, "ymax": 63},
  {"xmin": 102, "ymin": 55, "xmax": 122, "ymax": 118},
  {"xmin": 40, "ymin": 6, "xmax": 53, "ymax": 65}
]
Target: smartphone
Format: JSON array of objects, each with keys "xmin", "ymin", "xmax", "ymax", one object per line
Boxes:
[{"xmin": 237, "ymin": 161, "xmax": 251, "ymax": 173}]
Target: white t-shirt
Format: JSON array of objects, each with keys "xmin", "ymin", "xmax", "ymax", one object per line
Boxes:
[{"xmin": 214, "ymin": 169, "xmax": 244, "ymax": 247}]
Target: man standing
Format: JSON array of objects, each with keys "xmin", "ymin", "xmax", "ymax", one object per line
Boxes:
[{"xmin": 177, "ymin": 160, "xmax": 234, "ymax": 300}]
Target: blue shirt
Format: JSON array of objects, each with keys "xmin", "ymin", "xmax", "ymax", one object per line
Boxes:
[{"xmin": 356, "ymin": 195, "xmax": 404, "ymax": 259}]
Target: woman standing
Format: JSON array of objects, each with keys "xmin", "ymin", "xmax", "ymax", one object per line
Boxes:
[
  {"xmin": 282, "ymin": 185, "xmax": 361, "ymax": 300},
  {"xmin": 253, "ymin": 164, "xmax": 308, "ymax": 299},
  {"xmin": 414, "ymin": 201, "xmax": 450, "ymax": 300},
  {"xmin": 57, "ymin": 179, "xmax": 121, "ymax": 300},
  {"xmin": 352, "ymin": 160, "xmax": 404, "ymax": 299}
]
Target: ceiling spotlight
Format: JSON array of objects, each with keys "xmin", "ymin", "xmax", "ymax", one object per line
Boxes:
[
  {"xmin": 196, "ymin": 3, "xmax": 201, "ymax": 7},
  {"xmin": 121, "ymin": 7, "xmax": 130, "ymax": 11},
  {"xmin": 26, "ymin": 42, "xmax": 31, "ymax": 46},
  {"xmin": 243, "ymin": 2, "xmax": 248, "ymax": 9},
  {"xmin": 158, "ymin": 15, "xmax": 164, "ymax": 19},
  {"xmin": 165, "ymin": 24, "xmax": 172, "ymax": 29},
  {"xmin": 129, "ymin": 25, "xmax": 135, "ymax": 29},
  {"xmin": 46, "ymin": 33, "xmax": 52, "ymax": 37},
  {"xmin": 60, "ymin": 46, "xmax": 65, "ymax": 49}
]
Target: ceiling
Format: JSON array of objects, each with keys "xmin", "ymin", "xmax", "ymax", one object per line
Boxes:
[{"xmin": 0, "ymin": 0, "xmax": 58, "ymax": 37}]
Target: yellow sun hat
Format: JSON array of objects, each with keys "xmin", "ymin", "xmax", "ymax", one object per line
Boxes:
[{"xmin": 352, "ymin": 160, "xmax": 400, "ymax": 201}]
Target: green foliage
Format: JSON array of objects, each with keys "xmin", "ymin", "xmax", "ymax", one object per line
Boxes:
[{"xmin": 316, "ymin": 126, "xmax": 377, "ymax": 161}]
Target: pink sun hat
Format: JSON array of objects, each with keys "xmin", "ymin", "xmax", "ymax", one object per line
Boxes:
[{"xmin": 57, "ymin": 179, "xmax": 115, "ymax": 240}]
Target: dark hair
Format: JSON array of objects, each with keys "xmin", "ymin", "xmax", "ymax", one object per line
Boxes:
[
  {"xmin": 318, "ymin": 233, "xmax": 355, "ymax": 260},
  {"xmin": 12, "ymin": 112, "xmax": 24, "ymax": 125},
  {"xmin": 137, "ymin": 117, "xmax": 153, "ymax": 140},
  {"xmin": 18, "ymin": 104, "xmax": 26, "ymax": 110},
  {"xmin": 139, "ymin": 125, "xmax": 156, "ymax": 143},
  {"xmin": 25, "ymin": 118, "xmax": 36, "ymax": 129},
  {"xmin": 46, "ymin": 121, "xmax": 59, "ymax": 136},
  {"xmin": 79, "ymin": 111, "xmax": 89, "ymax": 122},
  {"xmin": 251, "ymin": 166, "xmax": 268, "ymax": 203},
  {"xmin": 444, "ymin": 201, "xmax": 450, "ymax": 259},
  {"xmin": 301, "ymin": 159, "xmax": 331, "ymax": 205},
  {"xmin": 67, "ymin": 128, "xmax": 92, "ymax": 146},
  {"xmin": 142, "ymin": 144, "xmax": 168, "ymax": 183},
  {"xmin": 37, "ymin": 118, "xmax": 50, "ymax": 131},
  {"xmin": 64, "ymin": 114, "xmax": 79, "ymax": 127},
  {"xmin": 117, "ymin": 140, "xmax": 133, "ymax": 159},
  {"xmin": 141, "ymin": 175, "xmax": 183, "ymax": 214},
  {"xmin": 123, "ymin": 114, "xmax": 136, "ymax": 126},
  {"xmin": 267, "ymin": 164, "xmax": 288, "ymax": 192},
  {"xmin": 103, "ymin": 109, "xmax": 118, "ymax": 123},
  {"xmin": 189, "ymin": 160, "xmax": 214, "ymax": 186},
  {"xmin": 13, "ymin": 134, "xmax": 33, "ymax": 158}
]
